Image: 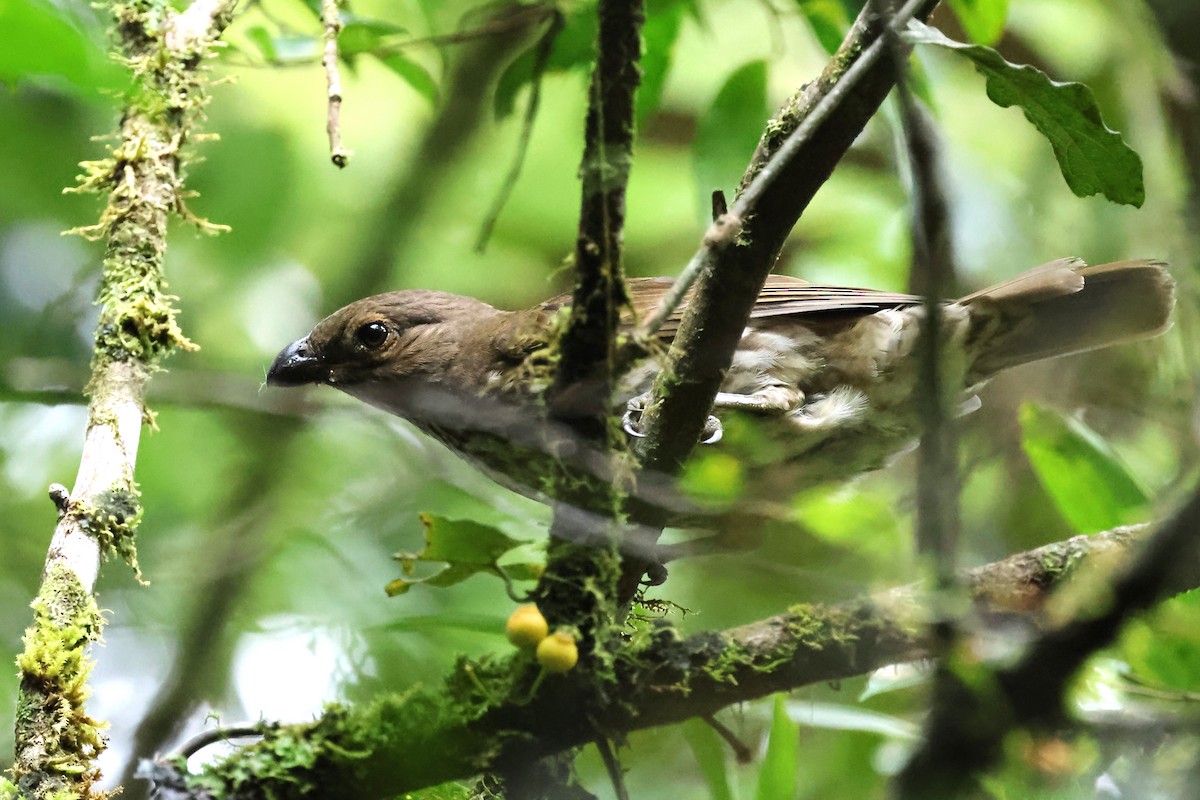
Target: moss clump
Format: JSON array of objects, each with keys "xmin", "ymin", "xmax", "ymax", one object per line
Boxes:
[
  {"xmin": 12, "ymin": 565, "xmax": 107, "ymax": 800},
  {"xmin": 73, "ymin": 486, "xmax": 145, "ymax": 583}
]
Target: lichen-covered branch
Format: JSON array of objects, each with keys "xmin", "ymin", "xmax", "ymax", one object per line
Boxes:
[
  {"xmin": 524, "ymin": 3, "xmax": 644, "ymax": 786},
  {"xmin": 6, "ymin": 0, "xmax": 237, "ymax": 796},
  {"xmin": 142, "ymin": 525, "xmax": 1150, "ymax": 800}
]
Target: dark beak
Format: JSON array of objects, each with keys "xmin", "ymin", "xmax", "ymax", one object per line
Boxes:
[{"xmin": 267, "ymin": 337, "xmax": 326, "ymax": 386}]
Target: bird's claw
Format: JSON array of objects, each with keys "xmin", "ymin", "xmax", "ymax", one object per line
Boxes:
[
  {"xmin": 621, "ymin": 398, "xmax": 723, "ymax": 446},
  {"xmin": 700, "ymin": 415, "xmax": 723, "ymax": 445}
]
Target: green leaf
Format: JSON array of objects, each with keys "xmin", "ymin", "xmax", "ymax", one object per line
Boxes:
[
  {"xmin": 244, "ymin": 26, "xmax": 278, "ymax": 61},
  {"xmin": 694, "ymin": 60, "xmax": 768, "ymax": 202},
  {"xmin": 387, "ymin": 514, "xmax": 534, "ymax": 595},
  {"xmin": 682, "ymin": 719, "xmax": 734, "ymax": 800},
  {"xmin": 338, "ymin": 20, "xmax": 407, "ymax": 55},
  {"xmin": 0, "ymin": 0, "xmax": 123, "ymax": 94},
  {"xmin": 1019, "ymin": 403, "xmax": 1150, "ymax": 533},
  {"xmin": 495, "ymin": 8, "xmax": 595, "ymax": 119},
  {"xmin": 945, "ymin": 0, "xmax": 1008, "ymax": 45},
  {"xmin": 795, "ymin": 0, "xmax": 850, "ymax": 55},
  {"xmin": 636, "ymin": 0, "xmax": 699, "ymax": 123},
  {"xmin": 756, "ymin": 695, "xmax": 799, "ymax": 800},
  {"xmin": 378, "ymin": 53, "xmax": 439, "ymax": 106},
  {"xmin": 905, "ymin": 21, "xmax": 1144, "ymax": 207}
]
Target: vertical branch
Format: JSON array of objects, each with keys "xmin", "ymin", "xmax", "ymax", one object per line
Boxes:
[
  {"xmin": 547, "ymin": 0, "xmax": 643, "ymax": 436},
  {"xmin": 322, "ymin": 0, "xmax": 349, "ymax": 168},
  {"xmin": 7, "ymin": 0, "xmax": 236, "ymax": 796}
]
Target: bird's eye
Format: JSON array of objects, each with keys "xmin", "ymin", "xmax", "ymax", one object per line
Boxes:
[{"xmin": 355, "ymin": 321, "xmax": 389, "ymax": 349}]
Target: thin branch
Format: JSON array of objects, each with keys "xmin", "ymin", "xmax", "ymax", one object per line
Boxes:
[
  {"xmin": 335, "ymin": 2, "xmax": 553, "ymax": 306},
  {"xmin": 547, "ymin": 0, "xmax": 643, "ymax": 426},
  {"xmin": 321, "ymin": 0, "xmax": 349, "ymax": 168}
]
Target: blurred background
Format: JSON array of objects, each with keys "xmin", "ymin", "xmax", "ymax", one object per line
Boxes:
[{"xmin": 2, "ymin": 0, "xmax": 1199, "ymax": 796}]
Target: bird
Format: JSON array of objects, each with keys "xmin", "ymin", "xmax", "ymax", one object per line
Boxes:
[{"xmin": 267, "ymin": 258, "xmax": 1174, "ymax": 517}]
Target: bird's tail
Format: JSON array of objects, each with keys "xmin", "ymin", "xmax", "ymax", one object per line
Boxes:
[{"xmin": 961, "ymin": 258, "xmax": 1175, "ymax": 378}]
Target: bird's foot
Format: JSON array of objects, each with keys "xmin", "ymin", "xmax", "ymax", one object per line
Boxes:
[{"xmin": 622, "ymin": 393, "xmax": 722, "ymax": 444}]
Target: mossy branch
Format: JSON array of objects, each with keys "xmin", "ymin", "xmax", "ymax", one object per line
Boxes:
[
  {"xmin": 143, "ymin": 524, "xmax": 1150, "ymax": 800},
  {"xmin": 9, "ymin": 0, "xmax": 237, "ymax": 797}
]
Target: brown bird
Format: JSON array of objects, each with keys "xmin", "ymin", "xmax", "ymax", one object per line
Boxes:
[{"xmin": 267, "ymin": 258, "xmax": 1173, "ymax": 512}]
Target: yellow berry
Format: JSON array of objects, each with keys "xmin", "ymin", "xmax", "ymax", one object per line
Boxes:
[
  {"xmin": 536, "ymin": 630, "xmax": 579, "ymax": 673},
  {"xmin": 505, "ymin": 604, "xmax": 549, "ymax": 648}
]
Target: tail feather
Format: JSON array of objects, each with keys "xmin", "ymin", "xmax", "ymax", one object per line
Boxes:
[{"xmin": 964, "ymin": 258, "xmax": 1174, "ymax": 377}]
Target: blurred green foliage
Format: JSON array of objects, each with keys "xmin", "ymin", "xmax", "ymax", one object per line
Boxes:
[{"xmin": 0, "ymin": 0, "xmax": 1197, "ymax": 797}]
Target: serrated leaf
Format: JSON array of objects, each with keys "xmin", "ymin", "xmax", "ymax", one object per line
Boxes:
[
  {"xmin": 905, "ymin": 21, "xmax": 1144, "ymax": 207},
  {"xmin": 682, "ymin": 719, "xmax": 734, "ymax": 800},
  {"xmin": 1019, "ymin": 403, "xmax": 1150, "ymax": 533},
  {"xmin": 946, "ymin": 0, "xmax": 1008, "ymax": 45},
  {"xmin": 379, "ymin": 53, "xmax": 439, "ymax": 105},
  {"xmin": 694, "ymin": 60, "xmax": 768, "ymax": 203},
  {"xmin": 756, "ymin": 695, "xmax": 799, "ymax": 800},
  {"xmin": 388, "ymin": 514, "xmax": 532, "ymax": 595},
  {"xmin": 796, "ymin": 0, "xmax": 850, "ymax": 55}
]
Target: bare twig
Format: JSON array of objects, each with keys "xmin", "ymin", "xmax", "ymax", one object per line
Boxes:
[{"xmin": 321, "ymin": 0, "xmax": 349, "ymax": 168}]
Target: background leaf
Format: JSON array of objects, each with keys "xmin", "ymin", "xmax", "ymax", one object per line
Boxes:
[
  {"xmin": 906, "ymin": 20, "xmax": 1144, "ymax": 206},
  {"xmin": 756, "ymin": 695, "xmax": 799, "ymax": 800},
  {"xmin": 1019, "ymin": 403, "xmax": 1151, "ymax": 533},
  {"xmin": 693, "ymin": 60, "xmax": 768, "ymax": 211}
]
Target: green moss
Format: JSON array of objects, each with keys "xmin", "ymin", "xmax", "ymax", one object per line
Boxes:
[
  {"xmin": 72, "ymin": 486, "xmax": 145, "ymax": 583},
  {"xmin": 12, "ymin": 565, "xmax": 107, "ymax": 799}
]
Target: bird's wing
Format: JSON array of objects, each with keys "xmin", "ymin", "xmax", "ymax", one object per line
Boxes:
[{"xmin": 625, "ymin": 275, "xmax": 924, "ymax": 338}]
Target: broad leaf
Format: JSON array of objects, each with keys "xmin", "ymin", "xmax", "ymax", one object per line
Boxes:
[
  {"xmin": 682, "ymin": 719, "xmax": 735, "ymax": 800},
  {"xmin": 906, "ymin": 21, "xmax": 1144, "ymax": 207},
  {"xmin": 694, "ymin": 60, "xmax": 769, "ymax": 203},
  {"xmin": 1019, "ymin": 403, "xmax": 1150, "ymax": 533}
]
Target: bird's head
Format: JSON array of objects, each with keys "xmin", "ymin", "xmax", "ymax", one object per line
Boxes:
[{"xmin": 267, "ymin": 290, "xmax": 506, "ymax": 414}]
